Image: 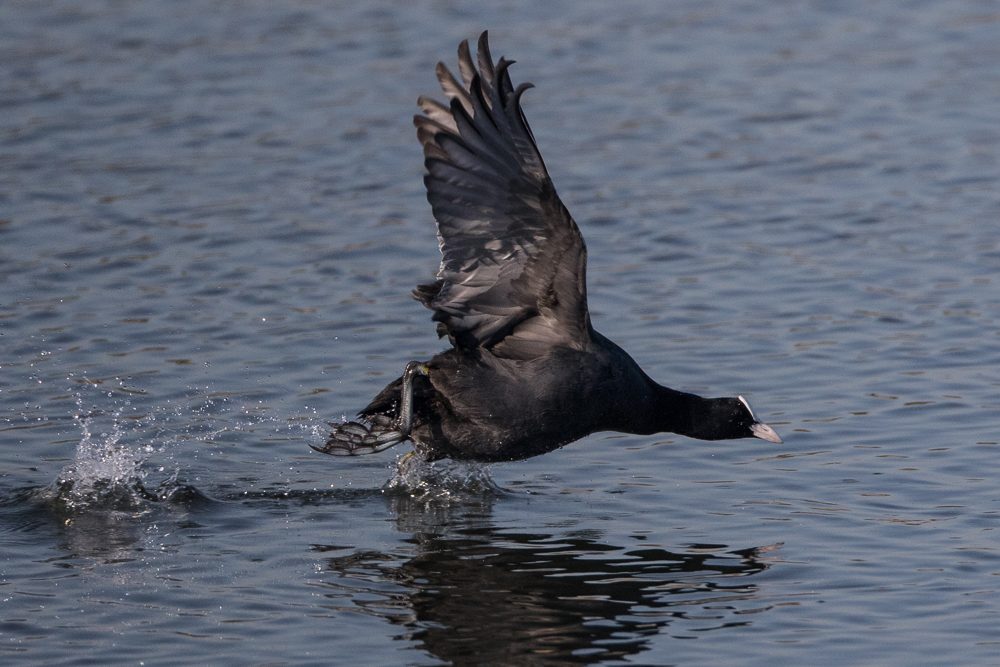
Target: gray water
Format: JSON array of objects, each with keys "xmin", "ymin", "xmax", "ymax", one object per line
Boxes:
[{"xmin": 2, "ymin": 1, "xmax": 1000, "ymax": 665}]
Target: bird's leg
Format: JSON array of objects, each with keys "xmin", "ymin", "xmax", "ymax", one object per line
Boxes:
[{"xmin": 397, "ymin": 361, "xmax": 429, "ymax": 436}]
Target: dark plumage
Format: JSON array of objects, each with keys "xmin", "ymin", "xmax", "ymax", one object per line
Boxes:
[{"xmin": 313, "ymin": 32, "xmax": 782, "ymax": 463}]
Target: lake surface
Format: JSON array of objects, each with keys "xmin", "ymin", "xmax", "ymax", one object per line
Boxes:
[{"xmin": 2, "ymin": 1, "xmax": 1000, "ymax": 664}]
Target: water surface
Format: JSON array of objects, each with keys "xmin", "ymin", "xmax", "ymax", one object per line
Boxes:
[{"xmin": 2, "ymin": 1, "xmax": 1000, "ymax": 665}]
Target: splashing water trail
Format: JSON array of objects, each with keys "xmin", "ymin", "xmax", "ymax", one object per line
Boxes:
[{"xmin": 44, "ymin": 387, "xmax": 340, "ymax": 511}]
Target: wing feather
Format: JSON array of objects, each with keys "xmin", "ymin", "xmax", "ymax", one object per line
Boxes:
[{"xmin": 413, "ymin": 31, "xmax": 591, "ymax": 356}]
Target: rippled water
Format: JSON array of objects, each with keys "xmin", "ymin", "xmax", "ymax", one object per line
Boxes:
[{"xmin": 2, "ymin": 1, "xmax": 1000, "ymax": 665}]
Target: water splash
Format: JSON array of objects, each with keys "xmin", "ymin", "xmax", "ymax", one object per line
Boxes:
[
  {"xmin": 382, "ymin": 453, "xmax": 501, "ymax": 503},
  {"xmin": 51, "ymin": 411, "xmax": 155, "ymax": 510}
]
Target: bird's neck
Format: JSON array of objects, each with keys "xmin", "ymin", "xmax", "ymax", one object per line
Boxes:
[
  {"xmin": 647, "ymin": 384, "xmax": 700, "ymax": 436},
  {"xmin": 593, "ymin": 332, "xmax": 728, "ymax": 440},
  {"xmin": 625, "ymin": 382, "xmax": 726, "ymax": 441}
]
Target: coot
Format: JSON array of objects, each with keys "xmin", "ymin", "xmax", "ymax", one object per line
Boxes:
[{"xmin": 313, "ymin": 32, "xmax": 782, "ymax": 463}]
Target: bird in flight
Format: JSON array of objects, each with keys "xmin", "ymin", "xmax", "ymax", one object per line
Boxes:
[{"xmin": 312, "ymin": 31, "xmax": 782, "ymax": 463}]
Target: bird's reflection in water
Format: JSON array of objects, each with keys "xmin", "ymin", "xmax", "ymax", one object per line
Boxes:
[{"xmin": 315, "ymin": 490, "xmax": 782, "ymax": 666}]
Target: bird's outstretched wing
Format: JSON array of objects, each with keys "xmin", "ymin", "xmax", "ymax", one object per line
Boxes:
[{"xmin": 413, "ymin": 31, "xmax": 591, "ymax": 358}]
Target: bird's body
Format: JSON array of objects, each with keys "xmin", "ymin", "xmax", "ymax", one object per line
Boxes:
[
  {"xmin": 314, "ymin": 32, "xmax": 781, "ymax": 463},
  {"xmin": 357, "ymin": 333, "xmax": 644, "ymax": 462}
]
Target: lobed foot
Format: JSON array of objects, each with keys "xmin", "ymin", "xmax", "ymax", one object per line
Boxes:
[
  {"xmin": 314, "ymin": 360, "xmax": 429, "ymax": 457},
  {"xmin": 312, "ymin": 414, "xmax": 407, "ymax": 456}
]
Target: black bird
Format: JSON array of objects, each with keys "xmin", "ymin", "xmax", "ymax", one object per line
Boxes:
[{"xmin": 313, "ymin": 32, "xmax": 782, "ymax": 463}]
